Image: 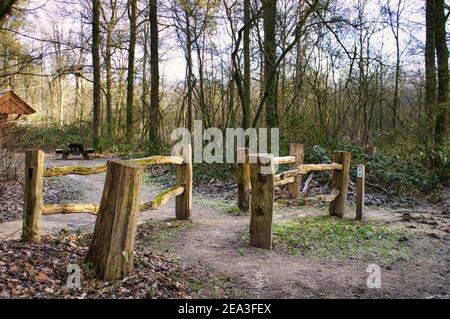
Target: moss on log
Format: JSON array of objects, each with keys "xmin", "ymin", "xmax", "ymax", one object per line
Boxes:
[
  {"xmin": 140, "ymin": 186, "xmax": 185, "ymax": 211},
  {"xmin": 43, "ymin": 165, "xmax": 107, "ymax": 177},
  {"xmin": 131, "ymin": 155, "xmax": 184, "ymax": 166}
]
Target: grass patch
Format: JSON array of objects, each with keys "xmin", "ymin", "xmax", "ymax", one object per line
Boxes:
[
  {"xmin": 270, "ymin": 216, "xmax": 413, "ymax": 264},
  {"xmin": 193, "ymin": 196, "xmax": 243, "ymax": 216},
  {"xmin": 143, "ymin": 171, "xmax": 174, "ymax": 189},
  {"xmin": 137, "ymin": 219, "xmax": 193, "ymax": 247}
]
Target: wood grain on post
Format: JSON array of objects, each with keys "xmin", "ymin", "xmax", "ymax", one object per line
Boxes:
[
  {"xmin": 237, "ymin": 148, "xmax": 250, "ymax": 212},
  {"xmin": 249, "ymin": 154, "xmax": 274, "ymax": 250},
  {"xmin": 288, "ymin": 143, "xmax": 304, "ymax": 199},
  {"xmin": 175, "ymin": 144, "xmax": 192, "ymax": 220},
  {"xmin": 356, "ymin": 165, "xmax": 365, "ymax": 220},
  {"xmin": 85, "ymin": 160, "xmax": 143, "ymax": 281},
  {"xmin": 22, "ymin": 150, "xmax": 44, "ymax": 242},
  {"xmin": 329, "ymin": 151, "xmax": 351, "ymax": 218}
]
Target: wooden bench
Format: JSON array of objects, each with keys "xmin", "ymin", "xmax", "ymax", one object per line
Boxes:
[{"xmin": 56, "ymin": 143, "xmax": 94, "ymax": 160}]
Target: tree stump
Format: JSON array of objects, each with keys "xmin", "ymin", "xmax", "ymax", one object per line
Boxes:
[
  {"xmin": 85, "ymin": 160, "xmax": 143, "ymax": 281},
  {"xmin": 21, "ymin": 150, "xmax": 44, "ymax": 243},
  {"xmin": 249, "ymin": 154, "xmax": 274, "ymax": 249},
  {"xmin": 175, "ymin": 144, "xmax": 192, "ymax": 220},
  {"xmin": 288, "ymin": 143, "xmax": 304, "ymax": 199},
  {"xmin": 237, "ymin": 147, "xmax": 250, "ymax": 212},
  {"xmin": 329, "ymin": 151, "xmax": 351, "ymax": 218}
]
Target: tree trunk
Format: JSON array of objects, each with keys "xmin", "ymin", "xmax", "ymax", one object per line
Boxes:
[
  {"xmin": 149, "ymin": 0, "xmax": 161, "ymax": 153},
  {"xmin": 92, "ymin": 0, "xmax": 101, "ymax": 148},
  {"xmin": 185, "ymin": 10, "xmax": 193, "ymax": 132},
  {"xmin": 105, "ymin": 19, "xmax": 114, "ymax": 138},
  {"xmin": 434, "ymin": 0, "xmax": 449, "ymax": 151},
  {"xmin": 126, "ymin": 0, "xmax": 137, "ymax": 145},
  {"xmin": 425, "ymin": 0, "xmax": 437, "ymax": 144},
  {"xmin": 263, "ymin": 0, "xmax": 278, "ymax": 128},
  {"xmin": 242, "ymin": 0, "xmax": 251, "ymax": 129}
]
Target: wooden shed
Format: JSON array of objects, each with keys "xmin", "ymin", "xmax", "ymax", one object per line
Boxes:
[{"xmin": 0, "ymin": 90, "xmax": 36, "ymax": 125}]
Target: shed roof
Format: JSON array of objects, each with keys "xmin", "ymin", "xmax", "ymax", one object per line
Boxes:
[{"xmin": 0, "ymin": 90, "xmax": 36, "ymax": 115}]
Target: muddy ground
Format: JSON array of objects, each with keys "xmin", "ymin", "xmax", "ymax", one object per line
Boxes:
[{"xmin": 0, "ymin": 155, "xmax": 449, "ymax": 298}]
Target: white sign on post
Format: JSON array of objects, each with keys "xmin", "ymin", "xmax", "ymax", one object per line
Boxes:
[{"xmin": 357, "ymin": 166, "xmax": 364, "ymax": 178}]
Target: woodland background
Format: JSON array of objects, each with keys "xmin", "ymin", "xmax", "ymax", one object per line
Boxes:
[{"xmin": 0, "ymin": 0, "xmax": 448, "ymax": 198}]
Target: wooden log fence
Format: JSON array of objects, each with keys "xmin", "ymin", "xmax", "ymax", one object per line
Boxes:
[
  {"xmin": 288, "ymin": 144, "xmax": 304, "ymax": 199},
  {"xmin": 43, "ymin": 155, "xmax": 184, "ymax": 177},
  {"xmin": 175, "ymin": 145, "xmax": 193, "ymax": 220},
  {"xmin": 21, "ymin": 150, "xmax": 44, "ymax": 242},
  {"xmin": 236, "ymin": 148, "xmax": 250, "ymax": 211},
  {"xmin": 21, "ymin": 145, "xmax": 193, "ymax": 245},
  {"xmin": 249, "ymin": 154, "xmax": 275, "ymax": 249},
  {"xmin": 328, "ymin": 151, "xmax": 351, "ymax": 218},
  {"xmin": 237, "ymin": 143, "xmax": 304, "ymax": 211},
  {"xmin": 248, "ymin": 150, "xmax": 351, "ymax": 250},
  {"xmin": 85, "ymin": 160, "xmax": 143, "ymax": 281}
]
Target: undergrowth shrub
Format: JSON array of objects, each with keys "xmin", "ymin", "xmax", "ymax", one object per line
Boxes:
[
  {"xmin": 0, "ymin": 129, "xmax": 24, "ymax": 182},
  {"xmin": 10, "ymin": 122, "xmax": 92, "ymax": 151}
]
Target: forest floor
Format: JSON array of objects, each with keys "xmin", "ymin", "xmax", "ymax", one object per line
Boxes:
[{"xmin": 0, "ymin": 155, "xmax": 449, "ymax": 298}]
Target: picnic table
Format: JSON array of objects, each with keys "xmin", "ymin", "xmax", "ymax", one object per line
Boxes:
[{"xmin": 55, "ymin": 143, "xmax": 94, "ymax": 160}]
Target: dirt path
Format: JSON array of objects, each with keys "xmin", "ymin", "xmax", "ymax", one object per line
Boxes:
[
  {"xmin": 156, "ymin": 202, "xmax": 449, "ymax": 298},
  {"xmin": 0, "ymin": 156, "xmax": 448, "ymax": 298}
]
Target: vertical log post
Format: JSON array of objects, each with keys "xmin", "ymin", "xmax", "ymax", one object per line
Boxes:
[
  {"xmin": 356, "ymin": 165, "xmax": 365, "ymax": 220},
  {"xmin": 22, "ymin": 150, "xmax": 44, "ymax": 243},
  {"xmin": 175, "ymin": 144, "xmax": 192, "ymax": 220},
  {"xmin": 85, "ymin": 160, "xmax": 143, "ymax": 281},
  {"xmin": 249, "ymin": 154, "xmax": 274, "ymax": 249},
  {"xmin": 288, "ymin": 143, "xmax": 304, "ymax": 199},
  {"xmin": 237, "ymin": 147, "xmax": 250, "ymax": 212},
  {"xmin": 329, "ymin": 151, "xmax": 351, "ymax": 218}
]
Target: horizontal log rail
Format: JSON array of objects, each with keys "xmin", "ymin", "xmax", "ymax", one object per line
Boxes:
[
  {"xmin": 303, "ymin": 189, "xmax": 340, "ymax": 203},
  {"xmin": 43, "ymin": 155, "xmax": 185, "ymax": 177},
  {"xmin": 140, "ymin": 186, "xmax": 185, "ymax": 211},
  {"xmin": 273, "ymin": 156, "xmax": 296, "ymax": 165},
  {"xmin": 274, "ymin": 163, "xmax": 342, "ymax": 182},
  {"xmin": 274, "ymin": 177, "xmax": 295, "ymax": 187},
  {"xmin": 43, "ymin": 203, "xmax": 100, "ymax": 215},
  {"xmin": 41, "ymin": 186, "xmax": 185, "ymax": 216},
  {"xmin": 44, "ymin": 165, "xmax": 107, "ymax": 177},
  {"xmin": 132, "ymin": 156, "xmax": 184, "ymax": 166}
]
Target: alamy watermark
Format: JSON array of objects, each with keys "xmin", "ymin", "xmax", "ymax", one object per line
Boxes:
[
  {"xmin": 366, "ymin": 264, "xmax": 381, "ymax": 289},
  {"xmin": 171, "ymin": 120, "xmax": 280, "ymax": 174},
  {"xmin": 66, "ymin": 264, "xmax": 81, "ymax": 288}
]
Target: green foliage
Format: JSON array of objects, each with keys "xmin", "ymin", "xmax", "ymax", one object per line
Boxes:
[
  {"xmin": 336, "ymin": 143, "xmax": 441, "ymax": 194},
  {"xmin": 193, "ymin": 196, "xmax": 240, "ymax": 215},
  {"xmin": 11, "ymin": 122, "xmax": 92, "ymax": 151},
  {"xmin": 192, "ymin": 163, "xmax": 234, "ymax": 182},
  {"xmin": 272, "ymin": 216, "xmax": 413, "ymax": 264}
]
